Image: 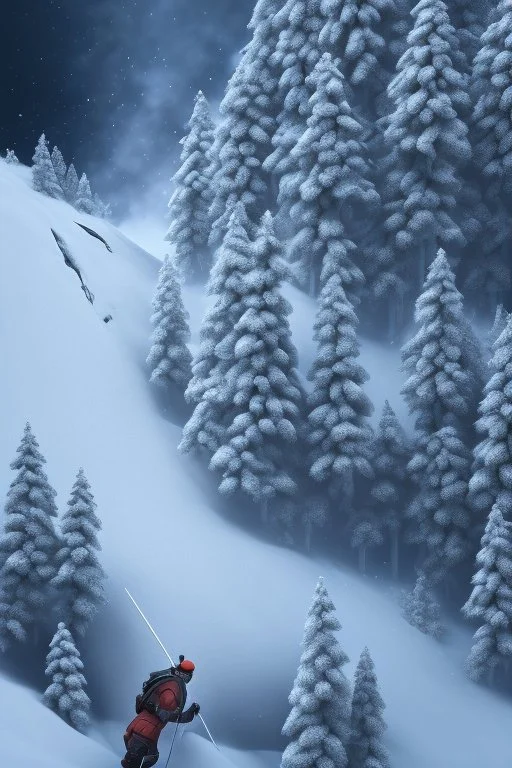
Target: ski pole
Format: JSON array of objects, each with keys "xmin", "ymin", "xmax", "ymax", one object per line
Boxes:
[
  {"xmin": 125, "ymin": 588, "xmax": 220, "ymax": 752},
  {"xmin": 125, "ymin": 588, "xmax": 175, "ymax": 666},
  {"xmin": 164, "ymin": 717, "xmax": 181, "ymax": 768}
]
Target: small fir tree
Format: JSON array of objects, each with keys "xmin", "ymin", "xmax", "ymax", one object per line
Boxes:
[
  {"xmin": 0, "ymin": 424, "xmax": 59, "ymax": 649},
  {"xmin": 468, "ymin": 316, "xmax": 512, "ymax": 523},
  {"xmin": 281, "ymin": 578, "xmax": 352, "ymax": 768},
  {"xmin": 52, "ymin": 470, "xmax": 105, "ymax": 637},
  {"xmin": 93, "ymin": 192, "xmax": 111, "ymax": 219},
  {"xmin": 370, "ymin": 401, "xmax": 410, "ymax": 579},
  {"xmin": 462, "ymin": 505, "xmax": 512, "ymax": 683},
  {"xmin": 284, "ymin": 53, "xmax": 378, "ymax": 296},
  {"xmin": 5, "ymin": 149, "xmax": 19, "ymax": 164},
  {"xmin": 209, "ymin": 212, "xmax": 303, "ymax": 511},
  {"xmin": 75, "ymin": 173, "xmax": 95, "ymax": 214},
  {"xmin": 264, "ymin": 0, "xmax": 329, "ymax": 183},
  {"xmin": 472, "ymin": 0, "xmax": 512, "ymax": 203},
  {"xmin": 349, "ymin": 647, "xmax": 390, "ymax": 768},
  {"xmin": 147, "ymin": 255, "xmax": 192, "ymax": 390},
  {"xmin": 307, "ymin": 249, "xmax": 374, "ymax": 505},
  {"xmin": 208, "ymin": 0, "xmax": 284, "ymax": 247},
  {"xmin": 373, "ymin": 0, "xmax": 471, "ymax": 322},
  {"xmin": 180, "ymin": 203, "xmax": 256, "ymax": 455},
  {"xmin": 64, "ymin": 163, "xmax": 80, "ymax": 204},
  {"xmin": 401, "ymin": 572, "xmax": 444, "ymax": 639},
  {"xmin": 466, "ymin": 0, "xmax": 512, "ymax": 311},
  {"xmin": 166, "ymin": 91, "xmax": 215, "ymax": 281},
  {"xmin": 32, "ymin": 134, "xmax": 63, "ymax": 199},
  {"xmin": 51, "ymin": 146, "xmax": 67, "ymax": 189},
  {"xmin": 406, "ymin": 426, "xmax": 471, "ymax": 582},
  {"xmin": 401, "ymin": 249, "xmax": 483, "ymax": 437},
  {"xmin": 43, "ymin": 622, "xmax": 90, "ymax": 731}
]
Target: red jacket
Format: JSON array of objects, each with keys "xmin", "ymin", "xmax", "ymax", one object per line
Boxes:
[{"xmin": 124, "ymin": 679, "xmax": 195, "ymax": 745}]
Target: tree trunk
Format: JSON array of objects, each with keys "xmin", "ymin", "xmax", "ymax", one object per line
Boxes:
[
  {"xmin": 304, "ymin": 520, "xmax": 311, "ymax": 553},
  {"xmin": 391, "ymin": 529, "xmax": 399, "ymax": 581},
  {"xmin": 359, "ymin": 546, "xmax": 367, "ymax": 574},
  {"xmin": 261, "ymin": 498, "xmax": 269, "ymax": 526},
  {"xmin": 387, "ymin": 299, "xmax": 396, "ymax": 342}
]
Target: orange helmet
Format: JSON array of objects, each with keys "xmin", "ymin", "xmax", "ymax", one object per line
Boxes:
[{"xmin": 177, "ymin": 656, "xmax": 195, "ymax": 674}]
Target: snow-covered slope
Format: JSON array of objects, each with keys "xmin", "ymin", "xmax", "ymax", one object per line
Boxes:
[{"xmin": 1, "ymin": 159, "xmax": 512, "ymax": 768}]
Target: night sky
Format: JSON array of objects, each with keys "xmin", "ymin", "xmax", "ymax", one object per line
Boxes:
[{"xmin": 3, "ymin": 0, "xmax": 255, "ymax": 215}]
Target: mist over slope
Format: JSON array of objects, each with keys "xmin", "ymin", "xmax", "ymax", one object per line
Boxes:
[{"xmin": 0, "ymin": 160, "xmax": 511, "ymax": 768}]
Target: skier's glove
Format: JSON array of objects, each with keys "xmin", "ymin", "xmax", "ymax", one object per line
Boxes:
[
  {"xmin": 156, "ymin": 707, "xmax": 171, "ymax": 724},
  {"xmin": 192, "ymin": 703, "xmax": 200, "ymax": 716}
]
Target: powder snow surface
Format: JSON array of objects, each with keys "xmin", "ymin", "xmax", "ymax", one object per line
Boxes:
[{"xmin": 0, "ymin": 159, "xmax": 511, "ymax": 768}]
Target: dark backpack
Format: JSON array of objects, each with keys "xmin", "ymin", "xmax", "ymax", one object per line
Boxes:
[{"xmin": 135, "ymin": 668, "xmax": 187, "ymax": 716}]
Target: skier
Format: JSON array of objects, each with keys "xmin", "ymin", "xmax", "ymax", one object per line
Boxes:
[{"xmin": 122, "ymin": 656, "xmax": 200, "ymax": 768}]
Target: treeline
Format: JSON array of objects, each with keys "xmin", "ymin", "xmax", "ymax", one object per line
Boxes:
[
  {"xmin": 3, "ymin": 135, "xmax": 110, "ymax": 218},
  {"xmin": 0, "ymin": 424, "xmax": 106, "ymax": 731}
]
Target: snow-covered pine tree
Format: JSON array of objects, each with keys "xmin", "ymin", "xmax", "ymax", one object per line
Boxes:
[
  {"xmin": 179, "ymin": 203, "xmax": 256, "ymax": 456},
  {"xmin": 284, "ymin": 53, "xmax": 378, "ymax": 296},
  {"xmin": 462, "ymin": 505, "xmax": 512, "ymax": 683},
  {"xmin": 370, "ymin": 401, "xmax": 410, "ymax": 579},
  {"xmin": 349, "ymin": 647, "xmax": 390, "ymax": 768},
  {"xmin": 281, "ymin": 578, "xmax": 351, "ymax": 768},
  {"xmin": 373, "ymin": 0, "xmax": 471, "ymax": 328},
  {"xmin": 465, "ymin": 0, "xmax": 512, "ymax": 313},
  {"xmin": 319, "ymin": 0, "xmax": 397, "ymax": 118},
  {"xmin": 350, "ymin": 515, "xmax": 384, "ymax": 574},
  {"xmin": 166, "ymin": 91, "xmax": 215, "ymax": 281},
  {"xmin": 75, "ymin": 173, "xmax": 95, "ymax": 215},
  {"xmin": 51, "ymin": 470, "xmax": 105, "ymax": 637},
  {"xmin": 0, "ymin": 424, "xmax": 59, "ymax": 650},
  {"xmin": 32, "ymin": 134, "xmax": 63, "ymax": 199},
  {"xmin": 449, "ymin": 0, "xmax": 491, "ymax": 70},
  {"xmin": 5, "ymin": 149, "xmax": 19, "ymax": 164},
  {"xmin": 388, "ymin": 0, "xmax": 412, "ymax": 63},
  {"xmin": 472, "ymin": 0, "xmax": 512, "ymax": 180},
  {"xmin": 43, "ymin": 622, "xmax": 90, "ymax": 731},
  {"xmin": 468, "ymin": 316, "xmax": 512, "ymax": 525},
  {"xmin": 401, "ymin": 572, "xmax": 444, "ymax": 639},
  {"xmin": 51, "ymin": 146, "xmax": 67, "ymax": 190},
  {"xmin": 307, "ymin": 231, "xmax": 374, "ymax": 508},
  {"xmin": 401, "ymin": 249, "xmax": 483, "ymax": 438},
  {"xmin": 93, "ymin": 192, "xmax": 111, "ymax": 219},
  {"xmin": 407, "ymin": 426, "xmax": 471, "ymax": 582},
  {"xmin": 208, "ymin": 0, "xmax": 284, "ymax": 247},
  {"xmin": 263, "ymin": 0, "xmax": 330, "ymax": 207},
  {"xmin": 147, "ymin": 255, "xmax": 192, "ymax": 390},
  {"xmin": 64, "ymin": 163, "xmax": 79, "ymax": 204},
  {"xmin": 209, "ymin": 212, "xmax": 303, "ymax": 512}
]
